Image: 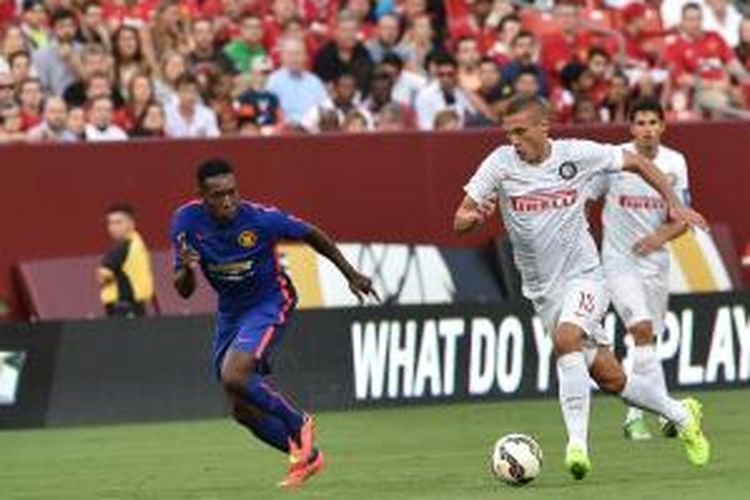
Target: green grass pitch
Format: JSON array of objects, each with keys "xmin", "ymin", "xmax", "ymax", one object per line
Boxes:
[{"xmin": 1, "ymin": 390, "xmax": 748, "ymax": 499}]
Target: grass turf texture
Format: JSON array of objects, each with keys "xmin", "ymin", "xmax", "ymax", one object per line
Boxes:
[{"xmin": 1, "ymin": 390, "xmax": 748, "ymax": 500}]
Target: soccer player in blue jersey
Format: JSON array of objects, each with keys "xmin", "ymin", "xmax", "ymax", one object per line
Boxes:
[{"xmin": 171, "ymin": 159, "xmax": 379, "ymax": 489}]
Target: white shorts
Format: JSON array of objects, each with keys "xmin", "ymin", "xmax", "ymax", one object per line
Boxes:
[
  {"xmin": 533, "ymin": 273, "xmax": 611, "ymax": 350},
  {"xmin": 606, "ymin": 269, "xmax": 669, "ymax": 336}
]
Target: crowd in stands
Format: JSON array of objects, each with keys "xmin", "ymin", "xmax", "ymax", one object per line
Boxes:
[{"xmin": 0, "ymin": 0, "xmax": 749, "ymax": 142}]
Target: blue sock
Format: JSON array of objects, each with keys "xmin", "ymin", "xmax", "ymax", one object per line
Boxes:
[
  {"xmin": 244, "ymin": 376, "xmax": 305, "ymax": 436},
  {"xmin": 238, "ymin": 414, "xmax": 291, "ymax": 453}
]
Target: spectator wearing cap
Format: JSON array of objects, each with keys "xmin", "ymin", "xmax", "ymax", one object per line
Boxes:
[
  {"xmin": 301, "ymin": 71, "xmax": 374, "ymax": 133},
  {"xmin": 63, "ymin": 44, "xmax": 111, "ymax": 108},
  {"xmin": 32, "ymin": 8, "xmax": 81, "ymax": 96},
  {"xmin": 20, "ymin": 0, "xmax": 50, "ymax": 51},
  {"xmin": 366, "ymin": 13, "xmax": 414, "ymax": 65},
  {"xmin": 27, "ymin": 96, "xmax": 77, "ymax": 142},
  {"xmin": 85, "ymin": 95, "xmax": 128, "ymax": 141},
  {"xmin": 223, "ymin": 13, "xmax": 267, "ymax": 74},
  {"xmin": 379, "ymin": 52, "xmax": 427, "ymax": 108},
  {"xmin": 414, "ymin": 52, "xmax": 475, "ymax": 130},
  {"xmin": 236, "ymin": 57, "xmax": 282, "ymax": 134},
  {"xmin": 313, "ymin": 11, "xmax": 374, "ymax": 94},
  {"xmin": 267, "ymin": 37, "xmax": 327, "ymax": 125},
  {"xmin": 164, "ymin": 73, "xmax": 220, "ymax": 138},
  {"xmin": 500, "ymin": 31, "xmax": 549, "ymax": 98}
]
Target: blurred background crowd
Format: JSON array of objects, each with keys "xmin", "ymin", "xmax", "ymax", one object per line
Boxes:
[{"xmin": 0, "ymin": 0, "xmax": 749, "ymax": 142}]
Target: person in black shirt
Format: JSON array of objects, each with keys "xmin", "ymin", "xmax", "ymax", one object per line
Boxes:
[
  {"xmin": 98, "ymin": 204, "xmax": 154, "ymax": 317},
  {"xmin": 313, "ymin": 11, "xmax": 374, "ymax": 95}
]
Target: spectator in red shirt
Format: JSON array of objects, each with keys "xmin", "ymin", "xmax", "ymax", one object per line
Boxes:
[
  {"xmin": 664, "ymin": 2, "xmax": 748, "ymax": 112},
  {"xmin": 18, "ymin": 76, "xmax": 42, "ymax": 129},
  {"xmin": 344, "ymin": 0, "xmax": 376, "ymax": 40},
  {"xmin": 620, "ymin": 3, "xmax": 661, "ymax": 70},
  {"xmin": 449, "ymin": 0, "xmax": 508, "ymax": 53},
  {"xmin": 587, "ymin": 47, "xmax": 612, "ymax": 105},
  {"xmin": 540, "ymin": 2, "xmax": 592, "ymax": 86},
  {"xmin": 264, "ymin": 0, "xmax": 299, "ymax": 53}
]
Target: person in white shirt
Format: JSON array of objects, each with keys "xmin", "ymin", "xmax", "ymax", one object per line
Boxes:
[
  {"xmin": 164, "ymin": 73, "xmax": 220, "ymax": 138},
  {"xmin": 85, "ymin": 96, "xmax": 128, "ymax": 142},
  {"xmin": 301, "ymin": 71, "xmax": 374, "ymax": 133},
  {"xmin": 27, "ymin": 96, "xmax": 77, "ymax": 142},
  {"xmin": 453, "ymin": 95, "xmax": 710, "ymax": 480},
  {"xmin": 414, "ymin": 52, "xmax": 474, "ymax": 130},
  {"xmin": 702, "ymin": 0, "xmax": 743, "ymax": 47},
  {"xmin": 588, "ymin": 98, "xmax": 693, "ymax": 441}
]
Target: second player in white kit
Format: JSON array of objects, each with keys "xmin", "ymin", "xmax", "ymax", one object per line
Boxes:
[
  {"xmin": 453, "ymin": 95, "xmax": 710, "ymax": 480},
  {"xmin": 589, "ymin": 98, "xmax": 693, "ymax": 440}
]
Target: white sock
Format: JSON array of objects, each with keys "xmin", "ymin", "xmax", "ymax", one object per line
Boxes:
[
  {"xmin": 557, "ymin": 352, "xmax": 591, "ymax": 452},
  {"xmin": 620, "ymin": 345, "xmax": 689, "ymax": 429}
]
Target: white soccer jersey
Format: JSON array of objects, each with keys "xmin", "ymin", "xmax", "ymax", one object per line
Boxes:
[
  {"xmin": 465, "ymin": 139, "xmax": 624, "ymax": 300},
  {"xmin": 593, "ymin": 143, "xmax": 690, "ymax": 277}
]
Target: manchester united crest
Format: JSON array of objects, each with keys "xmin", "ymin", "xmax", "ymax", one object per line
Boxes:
[
  {"xmin": 558, "ymin": 161, "xmax": 578, "ymax": 180},
  {"xmin": 237, "ymin": 230, "xmax": 257, "ymax": 248}
]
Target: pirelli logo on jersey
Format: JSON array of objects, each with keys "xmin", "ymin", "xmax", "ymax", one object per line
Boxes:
[
  {"xmin": 510, "ymin": 189, "xmax": 577, "ymax": 212},
  {"xmin": 619, "ymin": 195, "xmax": 667, "ymax": 210}
]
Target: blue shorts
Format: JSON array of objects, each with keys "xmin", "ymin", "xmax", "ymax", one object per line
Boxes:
[{"xmin": 212, "ymin": 302, "xmax": 292, "ymax": 378}]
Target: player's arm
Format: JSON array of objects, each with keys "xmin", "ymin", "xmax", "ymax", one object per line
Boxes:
[
  {"xmin": 453, "ymin": 193, "xmax": 498, "ymax": 233},
  {"xmin": 303, "ymin": 226, "xmax": 379, "ymax": 303},
  {"xmin": 96, "ymin": 267, "xmax": 115, "ymax": 287},
  {"xmin": 633, "ymin": 220, "xmax": 689, "ymax": 256},
  {"xmin": 173, "ymin": 233, "xmax": 200, "ymax": 299},
  {"xmin": 621, "ymin": 150, "xmax": 707, "ymax": 230}
]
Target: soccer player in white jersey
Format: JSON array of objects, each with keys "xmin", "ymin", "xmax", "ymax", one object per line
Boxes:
[
  {"xmin": 453, "ymin": 95, "xmax": 710, "ymax": 480},
  {"xmin": 589, "ymin": 98, "xmax": 692, "ymax": 441}
]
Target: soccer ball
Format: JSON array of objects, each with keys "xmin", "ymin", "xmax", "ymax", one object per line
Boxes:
[{"xmin": 490, "ymin": 433, "xmax": 543, "ymax": 486}]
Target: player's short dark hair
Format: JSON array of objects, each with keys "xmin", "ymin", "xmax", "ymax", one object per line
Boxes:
[
  {"xmin": 106, "ymin": 203, "xmax": 135, "ymax": 218},
  {"xmin": 504, "ymin": 94, "xmax": 550, "ymax": 119},
  {"xmin": 628, "ymin": 97, "xmax": 665, "ymax": 122},
  {"xmin": 50, "ymin": 8, "xmax": 77, "ymax": 26},
  {"xmin": 197, "ymin": 159, "xmax": 234, "ymax": 186}
]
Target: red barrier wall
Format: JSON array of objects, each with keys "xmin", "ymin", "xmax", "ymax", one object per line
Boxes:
[{"xmin": 1, "ymin": 122, "xmax": 748, "ymax": 320}]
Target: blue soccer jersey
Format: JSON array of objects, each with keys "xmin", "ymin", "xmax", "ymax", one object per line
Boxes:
[{"xmin": 170, "ymin": 200, "xmax": 312, "ymax": 318}]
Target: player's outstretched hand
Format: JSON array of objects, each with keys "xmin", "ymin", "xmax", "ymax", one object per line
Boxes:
[
  {"xmin": 348, "ymin": 272, "xmax": 380, "ymax": 304},
  {"xmin": 668, "ymin": 204, "xmax": 709, "ymax": 232},
  {"xmin": 633, "ymin": 234, "xmax": 663, "ymax": 256},
  {"xmin": 177, "ymin": 233, "xmax": 201, "ymax": 270}
]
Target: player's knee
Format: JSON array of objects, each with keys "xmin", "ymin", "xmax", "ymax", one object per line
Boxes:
[
  {"xmin": 220, "ymin": 360, "xmax": 257, "ymax": 395},
  {"xmin": 553, "ymin": 324, "xmax": 584, "ymax": 356},
  {"xmin": 629, "ymin": 321, "xmax": 653, "ymax": 345},
  {"xmin": 599, "ymin": 370, "xmax": 627, "ymax": 394}
]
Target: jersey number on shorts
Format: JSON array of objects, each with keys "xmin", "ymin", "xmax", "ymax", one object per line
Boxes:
[{"xmin": 578, "ymin": 292, "xmax": 596, "ymax": 314}]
